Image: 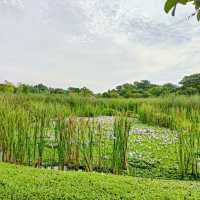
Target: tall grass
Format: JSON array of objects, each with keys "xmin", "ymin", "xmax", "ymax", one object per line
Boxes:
[
  {"xmin": 0, "ymin": 94, "xmax": 199, "ymax": 178},
  {"xmin": 137, "ymin": 96, "xmax": 200, "ymax": 178},
  {"xmin": 112, "ymin": 116, "xmax": 131, "ymax": 174},
  {"xmin": 0, "ymin": 94, "xmax": 134, "ymax": 174}
]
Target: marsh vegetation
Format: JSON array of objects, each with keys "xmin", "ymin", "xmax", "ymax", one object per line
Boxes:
[{"xmin": 0, "ymin": 95, "xmax": 199, "ymax": 179}]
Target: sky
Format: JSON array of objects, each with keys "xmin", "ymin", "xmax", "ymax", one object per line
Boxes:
[{"xmin": 0, "ymin": 0, "xmax": 199, "ymax": 92}]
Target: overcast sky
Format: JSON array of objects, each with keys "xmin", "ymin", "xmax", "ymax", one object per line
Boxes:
[{"xmin": 0, "ymin": 0, "xmax": 199, "ymax": 92}]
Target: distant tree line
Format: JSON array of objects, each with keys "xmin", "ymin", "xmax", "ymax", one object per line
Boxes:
[
  {"xmin": 0, "ymin": 82, "xmax": 94, "ymax": 97},
  {"xmin": 0, "ymin": 73, "xmax": 199, "ymax": 98},
  {"xmin": 102, "ymin": 73, "xmax": 200, "ymax": 98}
]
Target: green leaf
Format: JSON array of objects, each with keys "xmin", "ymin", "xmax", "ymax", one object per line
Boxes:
[
  {"xmin": 178, "ymin": 0, "xmax": 188, "ymax": 5},
  {"xmin": 195, "ymin": 1, "xmax": 200, "ymax": 10},
  {"xmin": 164, "ymin": 0, "xmax": 177, "ymax": 13},
  {"xmin": 197, "ymin": 11, "xmax": 200, "ymax": 21}
]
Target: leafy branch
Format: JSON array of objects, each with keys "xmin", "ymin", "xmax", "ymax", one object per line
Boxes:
[{"xmin": 164, "ymin": 0, "xmax": 200, "ymax": 21}]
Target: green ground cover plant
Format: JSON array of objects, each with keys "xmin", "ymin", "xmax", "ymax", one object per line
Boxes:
[{"xmin": 0, "ymin": 162, "xmax": 200, "ymax": 200}]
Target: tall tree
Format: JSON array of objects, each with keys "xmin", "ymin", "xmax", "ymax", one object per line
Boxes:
[
  {"xmin": 0, "ymin": 81, "xmax": 15, "ymax": 93},
  {"xmin": 34, "ymin": 84, "xmax": 49, "ymax": 93},
  {"xmin": 179, "ymin": 73, "xmax": 200, "ymax": 94}
]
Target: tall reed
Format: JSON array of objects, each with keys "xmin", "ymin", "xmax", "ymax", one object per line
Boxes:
[{"xmin": 112, "ymin": 115, "xmax": 131, "ymax": 174}]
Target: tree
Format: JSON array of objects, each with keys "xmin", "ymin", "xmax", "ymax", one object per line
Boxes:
[
  {"xmin": 161, "ymin": 83, "xmax": 178, "ymax": 95},
  {"xmin": 49, "ymin": 88, "xmax": 67, "ymax": 94},
  {"xmin": 164, "ymin": 0, "xmax": 200, "ymax": 21},
  {"xmin": 67, "ymin": 87, "xmax": 94, "ymax": 97},
  {"xmin": 16, "ymin": 83, "xmax": 31, "ymax": 94},
  {"xmin": 102, "ymin": 89, "xmax": 119, "ymax": 98},
  {"xmin": 180, "ymin": 73, "xmax": 200, "ymax": 87},
  {"xmin": 148, "ymin": 86, "xmax": 163, "ymax": 97},
  {"xmin": 179, "ymin": 73, "xmax": 200, "ymax": 94},
  {"xmin": 0, "ymin": 81, "xmax": 15, "ymax": 93},
  {"xmin": 34, "ymin": 84, "xmax": 49, "ymax": 93},
  {"xmin": 68, "ymin": 87, "xmax": 80, "ymax": 93},
  {"xmin": 80, "ymin": 87, "xmax": 94, "ymax": 97},
  {"xmin": 134, "ymin": 80, "xmax": 153, "ymax": 90},
  {"xmin": 116, "ymin": 83, "xmax": 138, "ymax": 98},
  {"xmin": 177, "ymin": 86, "xmax": 199, "ymax": 95},
  {"xmin": 68, "ymin": 87, "xmax": 81, "ymax": 96}
]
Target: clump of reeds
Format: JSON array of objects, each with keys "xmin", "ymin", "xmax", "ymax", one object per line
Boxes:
[
  {"xmin": 78, "ymin": 118, "xmax": 94, "ymax": 172},
  {"xmin": 176, "ymin": 109, "xmax": 200, "ymax": 178},
  {"xmin": 112, "ymin": 115, "xmax": 132, "ymax": 174}
]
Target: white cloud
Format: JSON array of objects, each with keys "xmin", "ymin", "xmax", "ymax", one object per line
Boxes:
[{"xmin": 0, "ymin": 0, "xmax": 199, "ymax": 92}]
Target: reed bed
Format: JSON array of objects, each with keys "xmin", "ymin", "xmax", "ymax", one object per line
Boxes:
[
  {"xmin": 137, "ymin": 97, "xmax": 200, "ymax": 178},
  {"xmin": 0, "ymin": 95, "xmax": 134, "ymax": 174},
  {"xmin": 0, "ymin": 94, "xmax": 200, "ymax": 178},
  {"xmin": 112, "ymin": 116, "xmax": 132, "ymax": 174}
]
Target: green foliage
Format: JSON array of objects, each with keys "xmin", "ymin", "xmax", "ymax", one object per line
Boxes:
[
  {"xmin": 112, "ymin": 116, "xmax": 131, "ymax": 174},
  {"xmin": 107, "ymin": 81, "xmax": 178, "ymax": 98},
  {"xmin": 0, "ymin": 81, "xmax": 15, "ymax": 93},
  {"xmin": 0, "ymin": 73, "xmax": 199, "ymax": 98},
  {"xmin": 134, "ymin": 80, "xmax": 153, "ymax": 90},
  {"xmin": 34, "ymin": 84, "xmax": 49, "ymax": 93},
  {"xmin": 164, "ymin": 0, "xmax": 200, "ymax": 20},
  {"xmin": 79, "ymin": 87, "xmax": 94, "ymax": 97},
  {"xmin": 0, "ymin": 95, "xmax": 136, "ymax": 174},
  {"xmin": 197, "ymin": 10, "xmax": 200, "ymax": 20},
  {"xmin": 0, "ymin": 94, "xmax": 200, "ymax": 179},
  {"xmin": 180, "ymin": 73, "xmax": 200, "ymax": 91},
  {"xmin": 177, "ymin": 74, "xmax": 200, "ymax": 95},
  {"xmin": 102, "ymin": 90, "xmax": 119, "ymax": 98},
  {"xmin": 136, "ymin": 96, "xmax": 200, "ymax": 178},
  {"xmin": 164, "ymin": 0, "xmax": 178, "ymax": 13},
  {"xmin": 0, "ymin": 163, "xmax": 200, "ymax": 200},
  {"xmin": 148, "ymin": 86, "xmax": 163, "ymax": 97}
]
